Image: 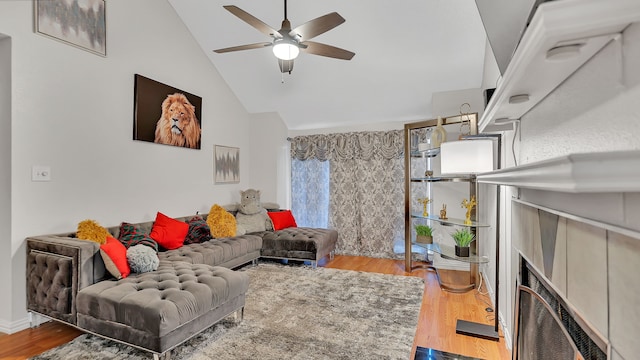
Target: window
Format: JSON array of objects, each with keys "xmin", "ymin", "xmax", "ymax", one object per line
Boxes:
[{"xmin": 290, "ymin": 158, "xmax": 329, "ymax": 228}]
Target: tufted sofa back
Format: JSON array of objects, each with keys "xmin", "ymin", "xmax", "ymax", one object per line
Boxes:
[{"xmin": 25, "ymin": 214, "xmax": 208, "ymax": 325}]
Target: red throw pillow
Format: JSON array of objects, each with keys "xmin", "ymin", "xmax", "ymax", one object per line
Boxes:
[
  {"xmin": 268, "ymin": 210, "xmax": 298, "ymax": 230},
  {"xmin": 100, "ymin": 237, "xmax": 130, "ymax": 279},
  {"xmin": 150, "ymin": 212, "xmax": 189, "ymax": 250}
]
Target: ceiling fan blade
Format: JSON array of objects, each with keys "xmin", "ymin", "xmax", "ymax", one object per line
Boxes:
[
  {"xmin": 301, "ymin": 41, "xmax": 355, "ymax": 60},
  {"xmin": 223, "ymin": 5, "xmax": 282, "ymax": 38},
  {"xmin": 290, "ymin": 12, "xmax": 345, "ymax": 41},
  {"xmin": 278, "ymin": 59, "xmax": 294, "ymax": 74},
  {"xmin": 214, "ymin": 42, "xmax": 272, "ymax": 53}
]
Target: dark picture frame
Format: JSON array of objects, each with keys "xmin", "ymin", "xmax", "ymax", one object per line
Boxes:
[
  {"xmin": 34, "ymin": 0, "xmax": 107, "ymax": 56},
  {"xmin": 214, "ymin": 145, "xmax": 240, "ymax": 184},
  {"xmin": 133, "ymin": 74, "xmax": 203, "ymax": 149}
]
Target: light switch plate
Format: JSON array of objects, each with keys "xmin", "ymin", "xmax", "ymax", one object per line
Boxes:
[{"xmin": 32, "ymin": 165, "xmax": 51, "ymax": 181}]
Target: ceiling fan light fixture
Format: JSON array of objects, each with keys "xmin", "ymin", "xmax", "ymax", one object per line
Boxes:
[{"xmin": 273, "ymin": 40, "xmax": 299, "ymax": 60}]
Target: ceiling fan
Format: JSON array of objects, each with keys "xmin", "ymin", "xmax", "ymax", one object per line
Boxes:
[{"xmin": 213, "ymin": 0, "xmax": 355, "ymax": 74}]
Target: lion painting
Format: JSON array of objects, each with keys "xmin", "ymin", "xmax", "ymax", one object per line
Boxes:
[{"xmin": 154, "ymin": 93, "xmax": 201, "ymax": 149}]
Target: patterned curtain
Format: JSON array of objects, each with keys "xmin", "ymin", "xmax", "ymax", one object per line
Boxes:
[{"xmin": 290, "ymin": 131, "xmax": 404, "ymax": 258}]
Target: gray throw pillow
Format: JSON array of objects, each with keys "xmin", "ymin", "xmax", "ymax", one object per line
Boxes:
[{"xmin": 127, "ymin": 244, "xmax": 159, "ymax": 273}]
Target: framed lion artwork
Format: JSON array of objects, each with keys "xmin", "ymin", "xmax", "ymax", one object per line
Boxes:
[{"xmin": 133, "ymin": 74, "xmax": 202, "ymax": 149}]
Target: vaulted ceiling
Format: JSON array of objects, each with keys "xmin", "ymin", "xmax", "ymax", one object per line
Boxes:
[{"xmin": 168, "ymin": 0, "xmax": 488, "ymax": 130}]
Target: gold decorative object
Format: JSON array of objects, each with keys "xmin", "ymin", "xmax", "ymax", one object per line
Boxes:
[
  {"xmin": 417, "ymin": 197, "xmax": 432, "ymax": 217},
  {"xmin": 439, "ymin": 204, "xmax": 448, "ymax": 220},
  {"xmin": 461, "ymin": 196, "xmax": 477, "ymax": 225}
]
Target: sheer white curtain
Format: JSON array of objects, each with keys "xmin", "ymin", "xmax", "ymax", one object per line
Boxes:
[{"xmin": 290, "ymin": 158, "xmax": 329, "ymax": 228}]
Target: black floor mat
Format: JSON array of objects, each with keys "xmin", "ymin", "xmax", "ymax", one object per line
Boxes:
[{"xmin": 414, "ymin": 347, "xmax": 483, "ymax": 360}]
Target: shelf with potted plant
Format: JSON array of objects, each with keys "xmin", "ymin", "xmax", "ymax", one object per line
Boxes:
[
  {"xmin": 414, "ymin": 224, "xmax": 433, "ymax": 244},
  {"xmin": 404, "ymin": 112, "xmax": 487, "ymax": 288},
  {"xmin": 412, "ymin": 226, "xmax": 489, "ymax": 264},
  {"xmin": 409, "ymin": 175, "xmax": 474, "ymax": 183},
  {"xmin": 452, "ymin": 228, "xmax": 474, "ymax": 257},
  {"xmin": 410, "ymin": 212, "xmax": 489, "ymax": 228}
]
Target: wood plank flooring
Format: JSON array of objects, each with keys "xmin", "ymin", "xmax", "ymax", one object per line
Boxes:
[
  {"xmin": 323, "ymin": 255, "xmax": 511, "ymax": 360},
  {"xmin": 0, "ymin": 255, "xmax": 511, "ymax": 359},
  {"xmin": 0, "ymin": 320, "xmax": 83, "ymax": 360}
]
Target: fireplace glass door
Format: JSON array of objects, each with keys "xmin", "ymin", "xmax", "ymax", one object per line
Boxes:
[{"xmin": 514, "ymin": 285, "xmax": 580, "ymax": 360}]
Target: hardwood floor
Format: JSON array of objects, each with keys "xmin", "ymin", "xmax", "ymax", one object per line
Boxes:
[
  {"xmin": 0, "ymin": 321, "xmax": 83, "ymax": 360},
  {"xmin": 323, "ymin": 255, "xmax": 511, "ymax": 360},
  {"xmin": 0, "ymin": 255, "xmax": 511, "ymax": 359}
]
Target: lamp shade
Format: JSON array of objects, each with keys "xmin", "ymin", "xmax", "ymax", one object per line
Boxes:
[
  {"xmin": 273, "ymin": 42, "xmax": 300, "ymax": 60},
  {"xmin": 440, "ymin": 140, "xmax": 494, "ymax": 175}
]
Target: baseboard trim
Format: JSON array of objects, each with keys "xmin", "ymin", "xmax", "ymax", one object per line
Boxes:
[
  {"xmin": 480, "ymin": 271, "xmax": 513, "ymax": 350},
  {"xmin": 0, "ymin": 316, "xmax": 32, "ymax": 334}
]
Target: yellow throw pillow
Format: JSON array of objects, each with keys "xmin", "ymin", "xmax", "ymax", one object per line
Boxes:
[
  {"xmin": 206, "ymin": 204, "xmax": 237, "ymax": 238},
  {"xmin": 77, "ymin": 219, "xmax": 111, "ymax": 245}
]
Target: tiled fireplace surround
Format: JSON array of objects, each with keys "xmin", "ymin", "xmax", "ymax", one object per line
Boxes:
[{"xmin": 510, "ymin": 196, "xmax": 640, "ymax": 360}]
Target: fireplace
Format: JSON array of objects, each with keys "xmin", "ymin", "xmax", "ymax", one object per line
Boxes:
[{"xmin": 513, "ymin": 258, "xmax": 608, "ymax": 360}]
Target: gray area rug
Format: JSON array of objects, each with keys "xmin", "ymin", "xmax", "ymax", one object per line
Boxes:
[{"xmin": 31, "ymin": 263, "xmax": 424, "ymax": 360}]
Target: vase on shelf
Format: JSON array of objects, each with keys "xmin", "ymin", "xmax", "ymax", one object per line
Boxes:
[
  {"xmin": 414, "ymin": 224, "xmax": 433, "ymax": 244},
  {"xmin": 455, "ymin": 245, "xmax": 469, "ymax": 257},
  {"xmin": 452, "ymin": 228, "xmax": 474, "ymax": 257}
]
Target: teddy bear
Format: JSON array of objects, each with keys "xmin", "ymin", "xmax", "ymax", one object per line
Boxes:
[{"xmin": 224, "ymin": 189, "xmax": 280, "ymax": 235}]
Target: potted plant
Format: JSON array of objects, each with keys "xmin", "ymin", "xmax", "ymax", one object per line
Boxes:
[
  {"xmin": 415, "ymin": 224, "xmax": 433, "ymax": 244},
  {"xmin": 452, "ymin": 228, "xmax": 475, "ymax": 257}
]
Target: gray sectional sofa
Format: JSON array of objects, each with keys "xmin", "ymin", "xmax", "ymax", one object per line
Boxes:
[{"xmin": 26, "ymin": 213, "xmax": 338, "ymax": 359}]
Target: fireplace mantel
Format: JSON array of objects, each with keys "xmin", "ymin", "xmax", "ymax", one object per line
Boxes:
[{"xmin": 476, "ymin": 150, "xmax": 640, "ymax": 193}]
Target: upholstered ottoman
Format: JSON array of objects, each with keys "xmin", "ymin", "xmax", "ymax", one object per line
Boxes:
[
  {"xmin": 259, "ymin": 227, "xmax": 338, "ymax": 268},
  {"xmin": 76, "ymin": 261, "xmax": 248, "ymax": 358}
]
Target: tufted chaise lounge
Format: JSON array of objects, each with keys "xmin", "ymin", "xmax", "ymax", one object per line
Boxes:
[{"xmin": 76, "ymin": 261, "xmax": 248, "ymax": 357}]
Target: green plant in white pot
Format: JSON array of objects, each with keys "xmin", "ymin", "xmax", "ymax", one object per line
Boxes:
[
  {"xmin": 415, "ymin": 224, "xmax": 433, "ymax": 244},
  {"xmin": 452, "ymin": 228, "xmax": 475, "ymax": 257}
]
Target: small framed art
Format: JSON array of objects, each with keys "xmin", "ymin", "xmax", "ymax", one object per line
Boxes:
[
  {"xmin": 214, "ymin": 145, "xmax": 240, "ymax": 184},
  {"xmin": 35, "ymin": 0, "xmax": 107, "ymax": 56}
]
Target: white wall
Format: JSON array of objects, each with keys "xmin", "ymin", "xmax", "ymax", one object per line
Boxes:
[
  {"xmin": 0, "ymin": 35, "xmax": 11, "ymax": 328},
  {"xmin": 431, "ymin": 88, "xmax": 485, "ymax": 120},
  {"xmin": 520, "ymin": 28, "xmax": 640, "ymax": 164},
  {"xmin": 288, "ymin": 120, "xmax": 405, "ymax": 137},
  {"xmin": 0, "ymin": 0, "xmax": 286, "ymax": 332},
  {"xmin": 481, "ymin": 38, "xmax": 500, "ymax": 91},
  {"xmin": 248, "ymin": 112, "xmax": 288, "ymax": 206}
]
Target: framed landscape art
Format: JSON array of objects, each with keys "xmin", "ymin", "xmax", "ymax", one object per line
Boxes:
[
  {"xmin": 214, "ymin": 145, "xmax": 240, "ymax": 184},
  {"xmin": 35, "ymin": 0, "xmax": 107, "ymax": 56},
  {"xmin": 133, "ymin": 74, "xmax": 202, "ymax": 149}
]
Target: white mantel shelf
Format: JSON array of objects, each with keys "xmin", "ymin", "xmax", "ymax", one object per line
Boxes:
[
  {"xmin": 476, "ymin": 150, "xmax": 640, "ymax": 193},
  {"xmin": 479, "ymin": 0, "xmax": 640, "ymax": 132}
]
